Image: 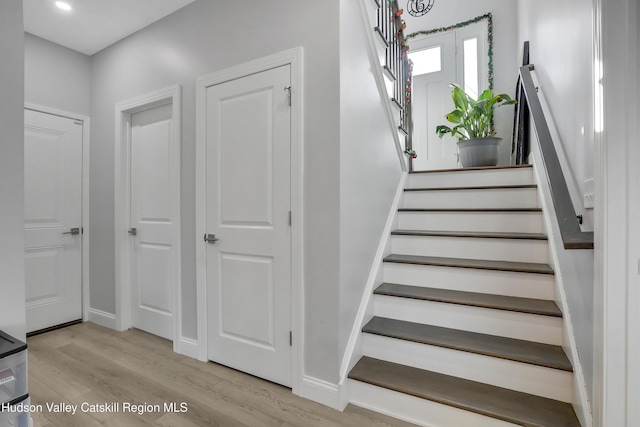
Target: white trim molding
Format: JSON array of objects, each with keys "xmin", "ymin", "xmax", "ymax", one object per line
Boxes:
[
  {"xmin": 24, "ymin": 103, "xmax": 91, "ymax": 327},
  {"xmin": 114, "ymin": 85, "xmax": 182, "ymax": 353},
  {"xmin": 529, "ymin": 156, "xmax": 593, "ymax": 427},
  {"xmin": 195, "ymin": 47, "xmax": 305, "ymax": 393},
  {"xmin": 87, "ymin": 308, "xmax": 116, "ymax": 330},
  {"xmin": 177, "ymin": 337, "xmax": 199, "ymax": 360},
  {"xmin": 296, "ymin": 376, "xmax": 341, "ymax": 410},
  {"xmin": 594, "ymin": 0, "xmax": 640, "ymax": 425}
]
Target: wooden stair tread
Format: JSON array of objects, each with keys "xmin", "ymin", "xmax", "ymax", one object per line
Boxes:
[
  {"xmin": 410, "ymin": 164, "xmax": 533, "ymax": 174},
  {"xmin": 391, "ymin": 229, "xmax": 548, "ymax": 240},
  {"xmin": 399, "ymin": 207, "xmax": 542, "ymax": 212},
  {"xmin": 349, "ymin": 357, "xmax": 580, "ymax": 427},
  {"xmin": 363, "ymin": 317, "xmax": 571, "ymax": 371},
  {"xmin": 374, "ymin": 283, "xmax": 561, "ymax": 317},
  {"xmin": 383, "ymin": 254, "xmax": 554, "ymax": 275},
  {"xmin": 405, "ymin": 184, "xmax": 537, "ymax": 191}
]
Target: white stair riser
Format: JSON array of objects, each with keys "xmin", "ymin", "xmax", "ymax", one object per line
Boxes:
[
  {"xmin": 363, "ymin": 334, "xmax": 573, "ymax": 402},
  {"xmin": 390, "ymin": 235, "xmax": 549, "ymax": 264},
  {"xmin": 349, "ymin": 380, "xmax": 521, "ymax": 427},
  {"xmin": 407, "ymin": 168, "xmax": 534, "ymax": 189},
  {"xmin": 383, "ymin": 262, "xmax": 555, "ymax": 300},
  {"xmin": 402, "ymin": 187, "xmax": 539, "ymax": 209},
  {"xmin": 397, "ymin": 211, "xmax": 544, "ymax": 234},
  {"xmin": 374, "ymin": 295, "xmax": 563, "ymax": 345}
]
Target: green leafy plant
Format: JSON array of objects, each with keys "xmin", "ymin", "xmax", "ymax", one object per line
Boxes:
[{"xmin": 435, "ymin": 84, "xmax": 516, "ymax": 142}]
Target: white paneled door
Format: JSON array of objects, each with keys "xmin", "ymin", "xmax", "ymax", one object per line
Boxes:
[
  {"xmin": 129, "ymin": 103, "xmax": 175, "ymax": 340},
  {"xmin": 411, "ymin": 31, "xmax": 459, "ymax": 171},
  {"xmin": 205, "ymin": 65, "xmax": 292, "ymax": 386},
  {"xmin": 24, "ymin": 109, "xmax": 83, "ymax": 333}
]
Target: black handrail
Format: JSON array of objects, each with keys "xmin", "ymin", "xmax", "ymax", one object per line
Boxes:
[{"xmin": 519, "ymin": 64, "xmax": 594, "ymax": 249}]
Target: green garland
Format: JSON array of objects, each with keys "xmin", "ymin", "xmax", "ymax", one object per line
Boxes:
[{"xmin": 404, "ymin": 13, "xmax": 494, "ymax": 90}]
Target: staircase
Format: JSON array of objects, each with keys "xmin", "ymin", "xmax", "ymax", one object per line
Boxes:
[{"xmin": 347, "ymin": 165, "xmax": 581, "ymax": 427}]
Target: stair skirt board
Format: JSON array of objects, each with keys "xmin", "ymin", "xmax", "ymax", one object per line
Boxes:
[
  {"xmin": 382, "ymin": 263, "xmax": 555, "ymax": 300},
  {"xmin": 397, "ymin": 211, "xmax": 544, "ymax": 234},
  {"xmin": 349, "ymin": 380, "xmax": 521, "ymax": 427},
  {"xmin": 402, "ymin": 187, "xmax": 539, "ymax": 209},
  {"xmin": 374, "ymin": 295, "xmax": 563, "ymax": 345},
  {"xmin": 362, "ymin": 333, "xmax": 572, "ymax": 402},
  {"xmin": 407, "ymin": 168, "xmax": 534, "ymax": 189},
  {"xmin": 390, "ymin": 235, "xmax": 549, "ymax": 264}
]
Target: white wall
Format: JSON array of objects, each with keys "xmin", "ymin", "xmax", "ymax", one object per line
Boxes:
[
  {"xmin": 403, "ymin": 0, "xmax": 518, "ymax": 165},
  {"xmin": 0, "ymin": 0, "xmax": 26, "ymax": 342},
  {"xmin": 88, "ymin": 0, "xmax": 342, "ymax": 383},
  {"xmin": 517, "ymin": 0, "xmax": 594, "ymax": 228},
  {"xmin": 24, "ymin": 33, "xmax": 91, "ymax": 116},
  {"xmin": 517, "ymin": 0, "xmax": 596, "ymax": 403},
  {"xmin": 338, "ymin": 0, "xmax": 404, "ymax": 359}
]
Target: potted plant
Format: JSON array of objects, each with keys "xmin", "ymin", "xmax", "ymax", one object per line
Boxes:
[{"xmin": 436, "ymin": 84, "xmax": 516, "ymax": 168}]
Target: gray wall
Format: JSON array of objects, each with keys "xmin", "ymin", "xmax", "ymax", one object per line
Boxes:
[
  {"xmin": 0, "ymin": 0, "xmax": 26, "ymax": 341},
  {"xmin": 517, "ymin": 0, "xmax": 596, "ymax": 401},
  {"xmin": 24, "ymin": 33, "xmax": 91, "ymax": 116},
  {"xmin": 89, "ymin": 0, "xmax": 341, "ymax": 382},
  {"xmin": 338, "ymin": 0, "xmax": 404, "ymax": 359}
]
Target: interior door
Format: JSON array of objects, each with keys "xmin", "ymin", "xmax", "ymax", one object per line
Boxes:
[
  {"xmin": 24, "ymin": 109, "xmax": 83, "ymax": 333},
  {"xmin": 410, "ymin": 32, "xmax": 459, "ymax": 170},
  {"xmin": 129, "ymin": 103, "xmax": 175, "ymax": 340},
  {"xmin": 205, "ymin": 65, "xmax": 292, "ymax": 386}
]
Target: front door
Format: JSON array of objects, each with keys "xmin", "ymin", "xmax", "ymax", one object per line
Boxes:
[
  {"xmin": 410, "ymin": 31, "xmax": 459, "ymax": 170},
  {"xmin": 24, "ymin": 109, "xmax": 83, "ymax": 333},
  {"xmin": 129, "ymin": 103, "xmax": 176, "ymax": 340},
  {"xmin": 205, "ymin": 65, "xmax": 292, "ymax": 386}
]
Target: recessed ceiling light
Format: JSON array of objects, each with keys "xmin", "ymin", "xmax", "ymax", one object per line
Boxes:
[{"xmin": 55, "ymin": 1, "xmax": 72, "ymax": 11}]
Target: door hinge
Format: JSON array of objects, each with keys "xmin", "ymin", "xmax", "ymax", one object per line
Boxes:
[
  {"xmin": 289, "ymin": 331, "xmax": 292, "ymax": 346},
  {"xmin": 288, "ymin": 211, "xmax": 292, "ymax": 226},
  {"xmin": 284, "ymin": 86, "xmax": 292, "ymax": 107}
]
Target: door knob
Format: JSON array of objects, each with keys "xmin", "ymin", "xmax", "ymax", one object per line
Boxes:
[
  {"xmin": 128, "ymin": 228, "xmax": 137, "ymax": 236},
  {"xmin": 204, "ymin": 233, "xmax": 219, "ymax": 244},
  {"xmin": 62, "ymin": 227, "xmax": 80, "ymax": 235}
]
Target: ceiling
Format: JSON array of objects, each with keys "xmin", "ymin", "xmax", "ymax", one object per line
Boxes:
[{"xmin": 23, "ymin": 0, "xmax": 196, "ymax": 56}]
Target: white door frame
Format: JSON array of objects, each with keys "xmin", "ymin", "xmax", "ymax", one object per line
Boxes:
[
  {"xmin": 24, "ymin": 103, "xmax": 91, "ymax": 325},
  {"xmin": 195, "ymin": 47, "xmax": 304, "ymax": 392},
  {"xmin": 114, "ymin": 85, "xmax": 182, "ymax": 352},
  {"xmin": 593, "ymin": 0, "xmax": 640, "ymax": 425}
]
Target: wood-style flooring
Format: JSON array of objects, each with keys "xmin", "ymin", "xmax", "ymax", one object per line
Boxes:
[{"xmin": 27, "ymin": 322, "xmax": 416, "ymax": 427}]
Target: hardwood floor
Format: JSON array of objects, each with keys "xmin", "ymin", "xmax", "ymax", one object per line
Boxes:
[{"xmin": 27, "ymin": 322, "xmax": 416, "ymax": 427}]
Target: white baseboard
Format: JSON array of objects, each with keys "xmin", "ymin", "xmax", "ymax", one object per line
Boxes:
[
  {"xmin": 296, "ymin": 375, "xmax": 341, "ymax": 410},
  {"xmin": 176, "ymin": 337, "xmax": 199, "ymax": 359},
  {"xmin": 87, "ymin": 308, "xmax": 116, "ymax": 330}
]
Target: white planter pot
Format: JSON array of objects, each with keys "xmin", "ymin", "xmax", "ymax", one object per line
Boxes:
[{"xmin": 457, "ymin": 137, "xmax": 501, "ymax": 168}]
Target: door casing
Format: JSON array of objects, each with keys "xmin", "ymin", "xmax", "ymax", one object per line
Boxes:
[
  {"xmin": 195, "ymin": 47, "xmax": 304, "ymax": 392},
  {"xmin": 114, "ymin": 85, "xmax": 182, "ymax": 352},
  {"xmin": 24, "ymin": 103, "xmax": 91, "ymax": 328}
]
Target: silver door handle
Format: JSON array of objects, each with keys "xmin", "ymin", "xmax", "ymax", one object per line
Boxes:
[
  {"xmin": 62, "ymin": 227, "xmax": 80, "ymax": 235},
  {"xmin": 128, "ymin": 228, "xmax": 137, "ymax": 236},
  {"xmin": 204, "ymin": 233, "xmax": 219, "ymax": 244}
]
